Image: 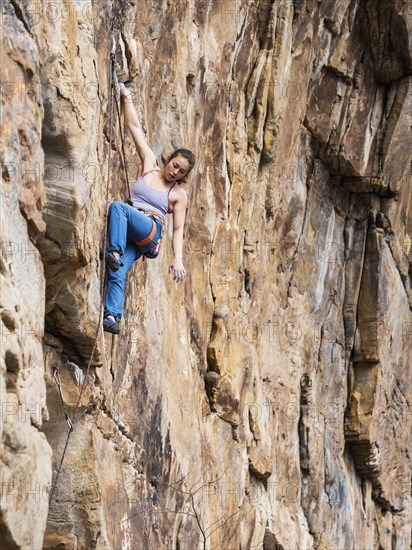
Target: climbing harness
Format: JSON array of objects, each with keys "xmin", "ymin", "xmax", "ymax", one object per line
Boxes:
[
  {"xmin": 134, "ymin": 222, "xmax": 156, "ymax": 246},
  {"xmin": 134, "ymin": 210, "xmax": 164, "ymax": 258},
  {"xmin": 138, "ymin": 209, "xmax": 165, "ymax": 226}
]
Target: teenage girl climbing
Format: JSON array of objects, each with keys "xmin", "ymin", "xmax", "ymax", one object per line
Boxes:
[{"xmin": 103, "ymin": 83, "xmax": 195, "ymax": 335}]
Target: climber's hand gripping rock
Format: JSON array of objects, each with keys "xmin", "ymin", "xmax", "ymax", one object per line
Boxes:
[{"xmin": 119, "ymin": 82, "xmax": 132, "ymax": 101}]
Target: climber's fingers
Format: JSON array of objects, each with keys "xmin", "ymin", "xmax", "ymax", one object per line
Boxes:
[
  {"xmin": 119, "ymin": 82, "xmax": 133, "ymax": 102},
  {"xmin": 169, "ymin": 263, "xmax": 186, "ymax": 282},
  {"xmin": 177, "ymin": 266, "xmax": 186, "ymax": 281}
]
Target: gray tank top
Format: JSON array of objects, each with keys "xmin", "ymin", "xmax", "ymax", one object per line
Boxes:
[{"xmin": 131, "ymin": 169, "xmax": 176, "ymax": 219}]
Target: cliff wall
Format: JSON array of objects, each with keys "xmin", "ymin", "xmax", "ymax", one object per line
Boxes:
[{"xmin": 1, "ymin": 0, "xmax": 411, "ymax": 548}]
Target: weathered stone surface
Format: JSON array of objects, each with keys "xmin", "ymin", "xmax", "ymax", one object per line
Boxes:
[
  {"xmin": 1, "ymin": 0, "xmax": 411, "ymax": 549},
  {"xmin": 1, "ymin": 2, "xmax": 52, "ymax": 548}
]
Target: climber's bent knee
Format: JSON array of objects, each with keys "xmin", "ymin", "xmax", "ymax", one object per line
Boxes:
[{"xmin": 109, "ymin": 200, "xmax": 124, "ymax": 214}]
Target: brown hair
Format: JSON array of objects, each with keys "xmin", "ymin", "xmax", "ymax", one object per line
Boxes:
[{"xmin": 167, "ymin": 149, "xmax": 196, "ymax": 183}]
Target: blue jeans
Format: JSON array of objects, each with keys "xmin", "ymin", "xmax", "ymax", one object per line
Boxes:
[{"xmin": 104, "ymin": 201, "xmax": 162, "ymax": 321}]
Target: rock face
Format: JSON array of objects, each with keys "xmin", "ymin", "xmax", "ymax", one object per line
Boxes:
[{"xmin": 1, "ymin": 0, "xmax": 411, "ymax": 549}]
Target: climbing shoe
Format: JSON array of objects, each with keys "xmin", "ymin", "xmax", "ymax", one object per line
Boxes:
[
  {"xmin": 105, "ymin": 251, "xmax": 123, "ymax": 272},
  {"xmin": 103, "ymin": 315, "xmax": 120, "ymax": 335}
]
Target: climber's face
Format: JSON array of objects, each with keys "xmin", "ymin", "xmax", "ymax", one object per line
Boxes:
[{"xmin": 165, "ymin": 155, "xmax": 190, "ymax": 182}]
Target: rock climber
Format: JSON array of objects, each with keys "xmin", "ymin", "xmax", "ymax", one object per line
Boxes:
[{"xmin": 103, "ymin": 83, "xmax": 195, "ymax": 335}]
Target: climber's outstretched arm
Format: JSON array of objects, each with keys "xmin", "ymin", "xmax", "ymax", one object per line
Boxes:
[
  {"xmin": 169, "ymin": 190, "xmax": 188, "ymax": 282},
  {"xmin": 119, "ymin": 84, "xmax": 157, "ymax": 171}
]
